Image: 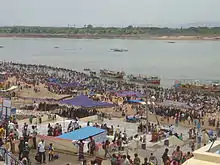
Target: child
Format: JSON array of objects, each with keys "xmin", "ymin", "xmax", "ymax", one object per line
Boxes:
[{"xmin": 48, "ymin": 143, "xmax": 54, "ymax": 161}]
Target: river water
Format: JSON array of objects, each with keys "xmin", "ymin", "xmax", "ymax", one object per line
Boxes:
[{"xmin": 0, "ymin": 37, "xmax": 220, "ymax": 86}]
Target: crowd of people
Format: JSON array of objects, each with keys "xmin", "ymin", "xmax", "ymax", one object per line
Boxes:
[{"xmin": 0, "ymin": 61, "xmax": 220, "ymax": 165}]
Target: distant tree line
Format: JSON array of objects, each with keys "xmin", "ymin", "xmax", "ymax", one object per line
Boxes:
[{"xmin": 0, "ymin": 25, "xmax": 220, "ymax": 36}]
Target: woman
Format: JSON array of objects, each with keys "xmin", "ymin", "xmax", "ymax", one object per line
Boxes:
[
  {"xmin": 77, "ymin": 140, "xmax": 84, "ymax": 161},
  {"xmin": 172, "ymin": 146, "xmax": 183, "ymax": 165},
  {"xmin": 162, "ymin": 148, "xmax": 170, "ymax": 165}
]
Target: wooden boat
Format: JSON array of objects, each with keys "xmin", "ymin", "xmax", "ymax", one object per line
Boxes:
[
  {"xmin": 127, "ymin": 74, "xmax": 147, "ymax": 83},
  {"xmin": 127, "ymin": 74, "xmax": 161, "ymax": 85},
  {"xmin": 100, "ymin": 69, "xmax": 125, "ymax": 79},
  {"xmin": 146, "ymin": 76, "xmax": 161, "ymax": 85},
  {"xmin": 174, "ymin": 80, "xmax": 220, "ymax": 92},
  {"xmin": 89, "ymin": 71, "xmax": 99, "ymax": 78},
  {"xmin": 110, "ymin": 48, "xmax": 128, "ymax": 52},
  {"xmin": 83, "ymin": 68, "xmax": 91, "ymax": 71}
]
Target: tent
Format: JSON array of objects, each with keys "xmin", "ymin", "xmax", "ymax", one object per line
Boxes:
[
  {"xmin": 128, "ymin": 100, "xmax": 146, "ymax": 105},
  {"xmin": 0, "ymin": 86, "xmax": 18, "ymax": 92},
  {"xmin": 57, "ymin": 126, "xmax": 106, "ymax": 142},
  {"xmin": 60, "ymin": 95, "xmax": 114, "ymax": 108},
  {"xmin": 116, "ymin": 91, "xmax": 143, "ymax": 97}
]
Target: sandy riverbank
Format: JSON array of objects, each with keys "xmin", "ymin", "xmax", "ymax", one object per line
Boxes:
[{"xmin": 0, "ymin": 33, "xmax": 220, "ymax": 40}]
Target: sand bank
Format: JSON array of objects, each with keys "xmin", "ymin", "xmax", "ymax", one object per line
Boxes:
[{"xmin": 0, "ymin": 33, "xmax": 220, "ymax": 40}]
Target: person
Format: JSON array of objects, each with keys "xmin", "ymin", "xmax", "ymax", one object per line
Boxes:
[
  {"xmin": 31, "ymin": 125, "xmax": 37, "ymax": 149},
  {"xmin": 172, "ymin": 146, "xmax": 183, "ymax": 164},
  {"xmin": 134, "ymin": 153, "xmax": 141, "ymax": 165},
  {"xmin": 77, "ymin": 140, "xmax": 84, "ymax": 161},
  {"xmin": 23, "ymin": 142, "xmax": 30, "ymax": 160},
  {"xmin": 103, "ymin": 140, "xmax": 110, "ymax": 158},
  {"xmin": 89, "ymin": 136, "xmax": 96, "ymax": 156},
  {"xmin": 122, "ymin": 155, "xmax": 130, "ymax": 165},
  {"xmin": 22, "ymin": 157, "xmax": 28, "ymax": 165},
  {"xmin": 149, "ymin": 153, "xmax": 158, "ymax": 165},
  {"xmin": 127, "ymin": 155, "xmax": 133, "ymax": 164},
  {"xmin": 18, "ymin": 137, "xmax": 25, "ymax": 160},
  {"xmin": 162, "ymin": 148, "xmax": 170, "ymax": 165},
  {"xmin": 38, "ymin": 139, "xmax": 46, "ymax": 163},
  {"xmin": 142, "ymin": 157, "xmax": 151, "ymax": 165},
  {"xmin": 48, "ymin": 143, "xmax": 54, "ymax": 161},
  {"xmin": 110, "ymin": 154, "xmax": 117, "ymax": 165}
]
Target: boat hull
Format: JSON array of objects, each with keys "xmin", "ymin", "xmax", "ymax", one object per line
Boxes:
[{"xmin": 100, "ymin": 70, "xmax": 125, "ymax": 79}]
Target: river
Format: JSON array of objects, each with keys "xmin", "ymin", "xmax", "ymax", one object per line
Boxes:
[{"xmin": 0, "ymin": 37, "xmax": 220, "ymax": 87}]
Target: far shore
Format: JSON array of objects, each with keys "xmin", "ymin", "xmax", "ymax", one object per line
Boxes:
[{"xmin": 0, "ymin": 33, "xmax": 220, "ymax": 41}]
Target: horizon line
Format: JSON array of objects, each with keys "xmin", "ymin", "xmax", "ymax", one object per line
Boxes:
[{"xmin": 0, "ymin": 25, "xmax": 220, "ymax": 29}]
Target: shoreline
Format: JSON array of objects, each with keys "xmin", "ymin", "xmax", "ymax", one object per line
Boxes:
[{"xmin": 0, "ymin": 33, "xmax": 220, "ymax": 40}]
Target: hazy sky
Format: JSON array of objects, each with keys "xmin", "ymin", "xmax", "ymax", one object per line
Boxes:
[{"xmin": 0, "ymin": 0, "xmax": 219, "ymax": 27}]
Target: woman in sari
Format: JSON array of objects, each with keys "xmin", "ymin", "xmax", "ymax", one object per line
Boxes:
[{"xmin": 77, "ymin": 140, "xmax": 84, "ymax": 161}]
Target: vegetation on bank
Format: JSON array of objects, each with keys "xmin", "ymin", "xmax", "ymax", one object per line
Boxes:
[{"xmin": 0, "ymin": 25, "xmax": 220, "ymax": 36}]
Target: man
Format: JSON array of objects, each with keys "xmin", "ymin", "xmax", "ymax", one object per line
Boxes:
[
  {"xmin": 172, "ymin": 146, "xmax": 183, "ymax": 164},
  {"xmin": 38, "ymin": 139, "xmax": 46, "ymax": 163},
  {"xmin": 149, "ymin": 153, "xmax": 158, "ymax": 165},
  {"xmin": 18, "ymin": 137, "xmax": 25, "ymax": 160},
  {"xmin": 23, "ymin": 142, "xmax": 30, "ymax": 164},
  {"xmin": 133, "ymin": 153, "xmax": 141, "ymax": 165},
  {"xmin": 89, "ymin": 136, "xmax": 95, "ymax": 156},
  {"xmin": 31, "ymin": 125, "xmax": 37, "ymax": 149},
  {"xmin": 122, "ymin": 155, "xmax": 130, "ymax": 165}
]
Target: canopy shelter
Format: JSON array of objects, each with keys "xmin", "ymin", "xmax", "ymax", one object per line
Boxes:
[
  {"xmin": 116, "ymin": 91, "xmax": 143, "ymax": 97},
  {"xmin": 128, "ymin": 100, "xmax": 146, "ymax": 105},
  {"xmin": 57, "ymin": 126, "xmax": 106, "ymax": 141},
  {"xmin": 60, "ymin": 95, "xmax": 114, "ymax": 108},
  {"xmin": 0, "ymin": 86, "xmax": 18, "ymax": 92},
  {"xmin": 48, "ymin": 78, "xmax": 60, "ymax": 84}
]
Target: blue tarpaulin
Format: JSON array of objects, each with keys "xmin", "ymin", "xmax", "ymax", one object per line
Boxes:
[
  {"xmin": 128, "ymin": 100, "xmax": 146, "ymax": 105},
  {"xmin": 57, "ymin": 126, "xmax": 106, "ymax": 141},
  {"xmin": 60, "ymin": 95, "xmax": 114, "ymax": 108}
]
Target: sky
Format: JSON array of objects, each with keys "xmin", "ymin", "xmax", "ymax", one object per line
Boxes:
[{"xmin": 0, "ymin": 0, "xmax": 220, "ymax": 27}]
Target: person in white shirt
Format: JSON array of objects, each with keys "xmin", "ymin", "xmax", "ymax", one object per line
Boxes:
[{"xmin": 38, "ymin": 139, "xmax": 46, "ymax": 163}]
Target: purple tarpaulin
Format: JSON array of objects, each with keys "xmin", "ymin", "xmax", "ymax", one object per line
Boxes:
[
  {"xmin": 60, "ymin": 95, "xmax": 114, "ymax": 108},
  {"xmin": 116, "ymin": 91, "xmax": 143, "ymax": 97}
]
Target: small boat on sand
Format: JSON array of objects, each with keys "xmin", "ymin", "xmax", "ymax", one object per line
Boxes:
[
  {"xmin": 100, "ymin": 69, "xmax": 125, "ymax": 79},
  {"xmin": 110, "ymin": 48, "xmax": 128, "ymax": 52}
]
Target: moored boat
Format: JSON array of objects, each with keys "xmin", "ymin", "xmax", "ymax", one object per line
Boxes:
[
  {"xmin": 127, "ymin": 74, "xmax": 147, "ymax": 83},
  {"xmin": 83, "ymin": 68, "xmax": 91, "ymax": 71},
  {"xmin": 127, "ymin": 74, "xmax": 160, "ymax": 86},
  {"xmin": 110, "ymin": 48, "xmax": 128, "ymax": 52},
  {"xmin": 100, "ymin": 69, "xmax": 125, "ymax": 79},
  {"xmin": 174, "ymin": 80, "xmax": 220, "ymax": 93},
  {"xmin": 145, "ymin": 76, "xmax": 161, "ymax": 86}
]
